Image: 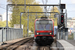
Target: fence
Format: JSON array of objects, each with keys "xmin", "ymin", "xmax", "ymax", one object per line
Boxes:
[{"xmin": 0, "ymin": 27, "xmax": 23, "ymax": 43}]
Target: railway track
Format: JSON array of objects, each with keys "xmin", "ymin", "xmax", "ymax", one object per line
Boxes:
[
  {"xmin": 16, "ymin": 38, "xmax": 34, "ymax": 50},
  {"xmin": 0, "ymin": 37, "xmax": 34, "ymax": 50},
  {"xmin": 37, "ymin": 46, "xmax": 52, "ymax": 50},
  {"xmin": 0, "ymin": 37, "xmax": 60, "ymax": 50}
]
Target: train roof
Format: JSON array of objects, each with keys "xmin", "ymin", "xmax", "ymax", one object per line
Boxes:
[{"xmin": 41, "ymin": 17, "xmax": 48, "ymax": 19}]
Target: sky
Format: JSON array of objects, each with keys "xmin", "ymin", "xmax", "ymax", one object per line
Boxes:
[
  {"xmin": 0, "ymin": 0, "xmax": 7, "ymax": 21},
  {"xmin": 0, "ymin": 0, "xmax": 75, "ymax": 21},
  {"xmin": 36, "ymin": 0, "xmax": 75, "ymax": 17}
]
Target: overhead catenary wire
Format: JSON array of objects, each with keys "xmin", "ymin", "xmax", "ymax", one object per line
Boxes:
[
  {"xmin": 42, "ymin": 0, "xmax": 48, "ymax": 17},
  {"xmin": 0, "ymin": 6, "xmax": 13, "ymax": 12},
  {"xmin": 0, "ymin": 6, "xmax": 5, "ymax": 9}
]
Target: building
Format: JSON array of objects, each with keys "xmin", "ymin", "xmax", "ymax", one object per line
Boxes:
[
  {"xmin": 14, "ymin": 24, "xmax": 23, "ymax": 29},
  {"xmin": 67, "ymin": 19, "xmax": 75, "ymax": 28},
  {"xmin": 67, "ymin": 18, "xmax": 75, "ymax": 34}
]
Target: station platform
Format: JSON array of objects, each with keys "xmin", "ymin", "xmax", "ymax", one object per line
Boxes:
[
  {"xmin": 66, "ymin": 40, "xmax": 75, "ymax": 46},
  {"xmin": 57, "ymin": 40, "xmax": 75, "ymax": 50}
]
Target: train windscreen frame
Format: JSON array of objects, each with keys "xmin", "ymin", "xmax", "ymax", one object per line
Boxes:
[{"xmin": 35, "ymin": 20, "xmax": 53, "ymax": 30}]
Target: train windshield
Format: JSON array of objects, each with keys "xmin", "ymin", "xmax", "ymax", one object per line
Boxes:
[{"xmin": 36, "ymin": 20, "xmax": 53, "ymax": 30}]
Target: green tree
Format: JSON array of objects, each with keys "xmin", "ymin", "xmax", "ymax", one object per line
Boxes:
[
  {"xmin": 50, "ymin": 6, "xmax": 60, "ymax": 18},
  {"xmin": 50, "ymin": 6, "xmax": 60, "ymax": 26},
  {"xmin": 0, "ymin": 21, "xmax": 10, "ymax": 27},
  {"xmin": 7, "ymin": 0, "xmax": 43, "ymax": 37}
]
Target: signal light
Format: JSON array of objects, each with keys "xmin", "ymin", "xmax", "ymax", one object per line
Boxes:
[
  {"xmin": 61, "ymin": 16, "xmax": 63, "ymax": 17},
  {"xmin": 61, "ymin": 15, "xmax": 64, "ymax": 24},
  {"xmin": 61, "ymin": 20, "xmax": 63, "ymax": 22}
]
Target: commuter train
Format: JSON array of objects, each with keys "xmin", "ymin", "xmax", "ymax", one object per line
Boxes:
[{"xmin": 34, "ymin": 17, "xmax": 54, "ymax": 45}]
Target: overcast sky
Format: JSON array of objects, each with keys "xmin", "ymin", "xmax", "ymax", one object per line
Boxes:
[{"xmin": 0, "ymin": 0, "xmax": 75, "ymax": 21}]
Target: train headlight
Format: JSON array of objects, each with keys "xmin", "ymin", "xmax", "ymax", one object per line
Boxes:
[
  {"xmin": 50, "ymin": 33, "xmax": 52, "ymax": 35},
  {"xmin": 37, "ymin": 33, "xmax": 39, "ymax": 35}
]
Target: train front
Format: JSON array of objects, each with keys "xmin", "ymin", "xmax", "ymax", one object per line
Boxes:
[{"xmin": 34, "ymin": 17, "xmax": 54, "ymax": 45}]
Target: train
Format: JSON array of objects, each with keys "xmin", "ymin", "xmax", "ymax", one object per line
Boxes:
[{"xmin": 34, "ymin": 17, "xmax": 54, "ymax": 45}]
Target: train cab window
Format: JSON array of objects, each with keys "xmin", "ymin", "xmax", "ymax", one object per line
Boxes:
[{"xmin": 35, "ymin": 20, "xmax": 53, "ymax": 30}]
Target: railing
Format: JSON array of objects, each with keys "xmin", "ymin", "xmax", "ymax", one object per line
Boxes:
[{"xmin": 0, "ymin": 27, "xmax": 23, "ymax": 43}]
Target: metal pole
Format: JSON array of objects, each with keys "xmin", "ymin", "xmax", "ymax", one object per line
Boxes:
[
  {"xmin": 20, "ymin": 13, "xmax": 21, "ymax": 28},
  {"xmin": 2, "ymin": 28, "xmax": 3, "ymax": 42},
  {"xmin": 8, "ymin": 4, "xmax": 59, "ymax": 6},
  {"xmin": 21, "ymin": 12, "xmax": 58, "ymax": 13},
  {"xmin": 59, "ymin": 0, "xmax": 61, "ymax": 13},
  {"xmin": 61, "ymin": 29, "xmax": 63, "ymax": 39},
  {"xmin": 27, "ymin": 10, "xmax": 29, "ymax": 37},
  {"xmin": 60, "ymin": 4, "xmax": 64, "ymax": 39},
  {"xmin": 56, "ymin": 28, "xmax": 58, "ymax": 47},
  {"xmin": 63, "ymin": 29, "xmax": 65, "ymax": 39},
  {"xmin": 1, "ymin": 27, "xmax": 7, "ymax": 45},
  {"xmin": 36, "ymin": 12, "xmax": 37, "ymax": 19},
  {"xmin": 58, "ymin": 29, "xmax": 59, "ymax": 39},
  {"xmin": 53, "ymin": 6, "xmax": 54, "ymax": 18},
  {"xmin": 65, "ymin": 28, "xmax": 68, "ymax": 40},
  {"xmin": 53, "ymin": 6, "xmax": 54, "ymax": 12},
  {"xmin": 24, "ymin": 0, "xmax": 26, "ymax": 10},
  {"xmin": 6, "ymin": 5, "xmax": 8, "ymax": 27},
  {"xmin": 6, "ymin": 5, "xmax": 9, "ymax": 41},
  {"xmin": 59, "ymin": 0, "xmax": 61, "ymax": 4},
  {"xmin": 59, "ymin": 29, "xmax": 61, "ymax": 39},
  {"xmin": 65, "ymin": 9, "xmax": 67, "ymax": 28},
  {"xmin": 56, "ymin": 28, "xmax": 58, "ymax": 39},
  {"xmin": 20, "ymin": 13, "xmax": 22, "ymax": 39}
]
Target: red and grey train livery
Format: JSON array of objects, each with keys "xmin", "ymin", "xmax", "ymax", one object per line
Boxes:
[{"xmin": 34, "ymin": 17, "xmax": 54, "ymax": 45}]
